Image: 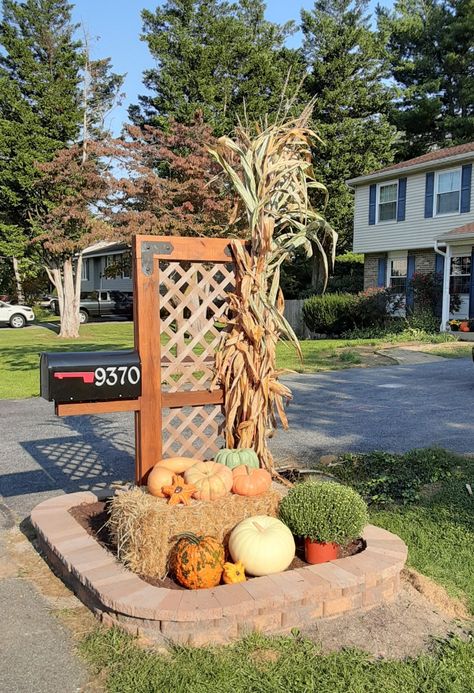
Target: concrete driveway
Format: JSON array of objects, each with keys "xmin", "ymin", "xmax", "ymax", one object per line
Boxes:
[{"xmin": 1, "ymin": 357, "xmax": 473, "ymax": 519}]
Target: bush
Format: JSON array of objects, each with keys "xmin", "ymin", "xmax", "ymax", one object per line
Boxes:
[
  {"xmin": 407, "ymin": 308, "xmax": 439, "ymax": 333},
  {"xmin": 279, "ymin": 481, "xmax": 369, "ymax": 544},
  {"xmin": 302, "ymin": 293, "xmax": 357, "ymax": 335}
]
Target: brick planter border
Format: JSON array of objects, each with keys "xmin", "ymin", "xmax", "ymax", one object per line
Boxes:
[{"xmin": 31, "ymin": 491, "xmax": 407, "ymax": 647}]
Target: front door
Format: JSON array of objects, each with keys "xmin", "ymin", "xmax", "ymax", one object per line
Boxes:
[{"xmin": 449, "ymin": 254, "xmax": 471, "ymax": 319}]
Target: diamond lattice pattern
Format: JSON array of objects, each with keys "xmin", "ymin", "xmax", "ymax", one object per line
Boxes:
[
  {"xmin": 162, "ymin": 405, "xmax": 225, "ymax": 459},
  {"xmin": 159, "ymin": 261, "xmax": 234, "ymax": 392}
]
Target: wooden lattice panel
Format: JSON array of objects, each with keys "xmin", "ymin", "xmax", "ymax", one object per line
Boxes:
[
  {"xmin": 162, "ymin": 405, "xmax": 225, "ymax": 459},
  {"xmin": 159, "ymin": 261, "xmax": 234, "ymax": 393}
]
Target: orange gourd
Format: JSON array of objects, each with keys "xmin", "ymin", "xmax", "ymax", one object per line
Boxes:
[
  {"xmin": 173, "ymin": 533, "xmax": 225, "ymax": 589},
  {"xmin": 161, "ymin": 474, "xmax": 196, "ymax": 506},
  {"xmin": 147, "ymin": 465, "xmax": 174, "ymax": 497},
  {"xmin": 232, "ymin": 465, "xmax": 272, "ymax": 497},
  {"xmin": 156, "ymin": 457, "xmax": 202, "ymax": 474},
  {"xmin": 184, "ymin": 461, "xmax": 233, "ymax": 500},
  {"xmin": 459, "ymin": 321, "xmax": 470, "ymax": 332}
]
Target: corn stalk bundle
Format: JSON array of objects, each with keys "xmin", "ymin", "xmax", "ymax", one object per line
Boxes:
[{"xmin": 209, "ymin": 102, "xmax": 337, "ymax": 473}]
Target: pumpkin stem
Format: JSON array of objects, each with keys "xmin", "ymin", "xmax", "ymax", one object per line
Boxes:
[
  {"xmin": 174, "ymin": 532, "xmax": 203, "ymax": 544},
  {"xmin": 252, "ymin": 521, "xmax": 266, "ymax": 533}
]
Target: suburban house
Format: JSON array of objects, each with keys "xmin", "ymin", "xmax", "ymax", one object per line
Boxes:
[
  {"xmin": 80, "ymin": 241, "xmax": 133, "ymax": 294},
  {"xmin": 347, "ymin": 142, "xmax": 474, "ymax": 330}
]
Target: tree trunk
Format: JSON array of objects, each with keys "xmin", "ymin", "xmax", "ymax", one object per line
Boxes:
[
  {"xmin": 46, "ymin": 255, "xmax": 82, "ymax": 338},
  {"xmin": 12, "ymin": 257, "xmax": 25, "ymax": 304}
]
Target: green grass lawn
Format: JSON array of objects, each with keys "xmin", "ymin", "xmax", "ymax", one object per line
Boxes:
[
  {"xmin": 0, "ymin": 321, "xmax": 467, "ymax": 399},
  {"xmin": 0, "ymin": 323, "xmax": 386, "ymax": 399},
  {"xmin": 80, "ymin": 448, "xmax": 474, "ymax": 692}
]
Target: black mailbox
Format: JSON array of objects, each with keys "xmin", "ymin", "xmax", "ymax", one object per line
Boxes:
[{"xmin": 40, "ymin": 350, "xmax": 141, "ymax": 403}]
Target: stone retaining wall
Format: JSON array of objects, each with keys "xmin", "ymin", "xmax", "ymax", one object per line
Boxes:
[{"xmin": 31, "ymin": 491, "xmax": 408, "ymax": 647}]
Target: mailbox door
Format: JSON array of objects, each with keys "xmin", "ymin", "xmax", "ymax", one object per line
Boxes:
[{"xmin": 41, "ymin": 350, "xmax": 141, "ymax": 403}]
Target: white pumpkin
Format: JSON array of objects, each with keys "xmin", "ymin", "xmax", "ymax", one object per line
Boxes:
[{"xmin": 228, "ymin": 515, "xmax": 295, "ymax": 576}]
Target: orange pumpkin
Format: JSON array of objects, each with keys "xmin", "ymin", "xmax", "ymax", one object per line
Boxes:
[
  {"xmin": 460, "ymin": 321, "xmax": 470, "ymax": 332},
  {"xmin": 147, "ymin": 465, "xmax": 174, "ymax": 497},
  {"xmin": 232, "ymin": 465, "xmax": 272, "ymax": 497},
  {"xmin": 184, "ymin": 461, "xmax": 233, "ymax": 500},
  {"xmin": 173, "ymin": 533, "xmax": 225, "ymax": 589}
]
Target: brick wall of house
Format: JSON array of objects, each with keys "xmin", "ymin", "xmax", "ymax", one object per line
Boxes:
[
  {"xmin": 413, "ymin": 249, "xmax": 436, "ymax": 275},
  {"xmin": 363, "ymin": 254, "xmax": 383, "ymax": 290}
]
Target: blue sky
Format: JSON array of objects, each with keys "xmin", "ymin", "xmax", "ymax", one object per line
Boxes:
[{"xmin": 71, "ymin": 0, "xmax": 392, "ymax": 135}]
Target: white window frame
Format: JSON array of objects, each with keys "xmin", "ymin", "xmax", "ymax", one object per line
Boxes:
[
  {"xmin": 376, "ymin": 180, "xmax": 398, "ymax": 224},
  {"xmin": 449, "ymin": 253, "xmax": 471, "ymax": 295},
  {"xmin": 81, "ymin": 258, "xmax": 90, "ymax": 281},
  {"xmin": 434, "ymin": 167, "xmax": 461, "ymax": 217},
  {"xmin": 386, "ymin": 253, "xmax": 408, "ymax": 291},
  {"xmin": 121, "ymin": 253, "xmax": 131, "ymax": 279}
]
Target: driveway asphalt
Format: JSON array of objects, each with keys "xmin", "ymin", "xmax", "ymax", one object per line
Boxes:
[
  {"xmin": 0, "ymin": 357, "xmax": 473, "ymax": 520},
  {"xmin": 0, "ymin": 356, "xmax": 473, "ymax": 692}
]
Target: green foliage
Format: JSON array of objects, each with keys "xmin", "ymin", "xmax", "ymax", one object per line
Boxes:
[
  {"xmin": 379, "ymin": 0, "xmax": 474, "ymax": 159},
  {"xmin": 327, "ymin": 448, "xmax": 457, "ymax": 507},
  {"xmin": 130, "ymin": 0, "xmax": 305, "ymax": 135},
  {"xmin": 80, "ymin": 626, "xmax": 474, "ymax": 693},
  {"xmin": 303, "ymin": 287, "xmax": 402, "ymax": 336},
  {"xmin": 303, "ymin": 293, "xmax": 358, "ymax": 334},
  {"xmin": 406, "ymin": 308, "xmax": 439, "ymax": 333},
  {"xmin": 279, "ymin": 481, "xmax": 369, "ymax": 543},
  {"xmin": 281, "ymin": 252, "xmax": 364, "ymax": 299},
  {"xmin": 338, "ymin": 350, "xmax": 361, "ymax": 364},
  {"xmin": 302, "ymin": 0, "xmax": 398, "ymax": 251}
]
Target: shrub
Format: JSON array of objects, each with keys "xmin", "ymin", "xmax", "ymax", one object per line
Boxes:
[
  {"xmin": 302, "ymin": 293, "xmax": 357, "ymax": 334},
  {"xmin": 355, "ymin": 287, "xmax": 403, "ymax": 328},
  {"xmin": 407, "ymin": 308, "xmax": 439, "ymax": 333},
  {"xmin": 279, "ymin": 481, "xmax": 369, "ymax": 544}
]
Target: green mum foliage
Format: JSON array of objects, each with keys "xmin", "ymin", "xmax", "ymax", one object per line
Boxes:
[{"xmin": 279, "ymin": 481, "xmax": 368, "ymax": 544}]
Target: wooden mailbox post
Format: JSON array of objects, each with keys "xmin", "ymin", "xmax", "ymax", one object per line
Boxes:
[{"xmin": 49, "ymin": 234, "xmax": 237, "ymax": 485}]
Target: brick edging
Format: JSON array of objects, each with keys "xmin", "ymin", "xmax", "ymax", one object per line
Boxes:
[{"xmin": 31, "ymin": 491, "xmax": 408, "ymax": 646}]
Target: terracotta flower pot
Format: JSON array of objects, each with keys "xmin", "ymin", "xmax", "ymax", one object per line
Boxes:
[{"xmin": 304, "ymin": 537, "xmax": 339, "ymax": 564}]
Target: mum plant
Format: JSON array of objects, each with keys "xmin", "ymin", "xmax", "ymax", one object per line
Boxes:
[
  {"xmin": 279, "ymin": 481, "xmax": 368, "ymax": 545},
  {"xmin": 210, "ymin": 102, "xmax": 337, "ymax": 472}
]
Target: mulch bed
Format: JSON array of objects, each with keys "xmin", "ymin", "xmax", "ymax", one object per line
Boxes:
[{"xmin": 70, "ymin": 500, "xmax": 365, "ymax": 591}]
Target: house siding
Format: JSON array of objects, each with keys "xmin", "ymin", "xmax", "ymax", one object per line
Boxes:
[{"xmin": 353, "ymin": 160, "xmax": 474, "ymax": 253}]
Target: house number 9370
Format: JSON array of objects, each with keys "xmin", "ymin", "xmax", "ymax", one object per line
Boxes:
[{"xmin": 94, "ymin": 366, "xmax": 141, "ymax": 387}]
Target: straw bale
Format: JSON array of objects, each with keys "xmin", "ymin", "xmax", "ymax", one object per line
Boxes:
[{"xmin": 108, "ymin": 487, "xmax": 282, "ymax": 579}]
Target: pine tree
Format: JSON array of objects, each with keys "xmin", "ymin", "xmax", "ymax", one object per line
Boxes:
[
  {"xmin": 0, "ymin": 0, "xmax": 83, "ymax": 299},
  {"xmin": 130, "ymin": 0, "xmax": 305, "ymax": 135},
  {"xmin": 378, "ymin": 0, "xmax": 474, "ymax": 160},
  {"xmin": 301, "ymin": 0, "xmax": 397, "ymax": 255}
]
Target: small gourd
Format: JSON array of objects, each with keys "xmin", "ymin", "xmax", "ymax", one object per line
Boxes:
[
  {"xmin": 214, "ymin": 448, "xmax": 260, "ymax": 471},
  {"xmin": 222, "ymin": 560, "xmax": 246, "ymax": 584},
  {"xmin": 161, "ymin": 474, "xmax": 196, "ymax": 506},
  {"xmin": 173, "ymin": 533, "xmax": 225, "ymax": 589}
]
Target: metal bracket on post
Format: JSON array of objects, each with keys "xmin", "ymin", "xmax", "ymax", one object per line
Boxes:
[{"xmin": 141, "ymin": 240, "xmax": 174, "ymax": 276}]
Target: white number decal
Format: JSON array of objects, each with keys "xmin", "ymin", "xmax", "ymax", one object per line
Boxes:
[
  {"xmin": 95, "ymin": 367, "xmax": 106, "ymax": 387},
  {"xmin": 106, "ymin": 367, "xmax": 118, "ymax": 386},
  {"xmin": 128, "ymin": 366, "xmax": 140, "ymax": 384},
  {"xmin": 94, "ymin": 365, "xmax": 141, "ymax": 387}
]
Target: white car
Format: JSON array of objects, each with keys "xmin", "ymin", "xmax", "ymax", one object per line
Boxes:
[{"xmin": 0, "ymin": 300, "xmax": 35, "ymax": 328}]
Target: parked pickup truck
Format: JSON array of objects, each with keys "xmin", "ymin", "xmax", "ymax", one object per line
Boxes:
[{"xmin": 52, "ymin": 291, "xmax": 133, "ymax": 323}]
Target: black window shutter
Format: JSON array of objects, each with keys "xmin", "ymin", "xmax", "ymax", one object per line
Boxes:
[
  {"xmin": 461, "ymin": 164, "xmax": 472, "ymax": 213},
  {"xmin": 369, "ymin": 184, "xmax": 376, "ymax": 225},
  {"xmin": 424, "ymin": 172, "xmax": 434, "ymax": 218},
  {"xmin": 397, "ymin": 177, "xmax": 407, "ymax": 221}
]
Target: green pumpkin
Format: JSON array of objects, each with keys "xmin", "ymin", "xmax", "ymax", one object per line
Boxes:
[{"xmin": 214, "ymin": 448, "xmax": 260, "ymax": 471}]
